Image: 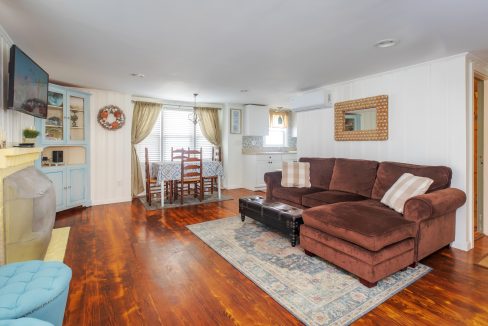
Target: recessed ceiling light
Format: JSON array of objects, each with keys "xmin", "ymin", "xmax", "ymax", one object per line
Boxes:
[
  {"xmin": 374, "ymin": 39, "xmax": 398, "ymax": 48},
  {"xmin": 130, "ymin": 73, "xmax": 145, "ymax": 78},
  {"xmin": 240, "ymin": 89, "xmax": 249, "ymax": 93}
]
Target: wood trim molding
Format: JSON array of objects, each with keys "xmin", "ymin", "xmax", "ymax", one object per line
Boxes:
[
  {"xmin": 334, "ymin": 95, "xmax": 388, "ymax": 141},
  {"xmin": 0, "ymin": 25, "xmax": 13, "ymax": 46}
]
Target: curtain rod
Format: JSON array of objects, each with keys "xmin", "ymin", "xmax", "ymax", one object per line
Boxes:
[
  {"xmin": 131, "ymin": 96, "xmax": 222, "ymax": 109},
  {"xmin": 137, "ymin": 102, "xmax": 222, "ymax": 110}
]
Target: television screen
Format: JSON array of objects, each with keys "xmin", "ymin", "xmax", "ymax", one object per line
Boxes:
[{"xmin": 8, "ymin": 45, "xmax": 49, "ymax": 119}]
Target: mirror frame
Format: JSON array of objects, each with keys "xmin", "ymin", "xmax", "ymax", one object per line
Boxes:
[{"xmin": 334, "ymin": 95, "xmax": 388, "ymax": 141}]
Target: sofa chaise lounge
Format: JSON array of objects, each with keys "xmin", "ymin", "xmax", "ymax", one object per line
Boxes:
[{"xmin": 264, "ymin": 158, "xmax": 466, "ymax": 287}]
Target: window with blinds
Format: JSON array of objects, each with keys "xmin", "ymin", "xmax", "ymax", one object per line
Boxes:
[{"xmin": 135, "ymin": 107, "xmax": 214, "ymax": 162}]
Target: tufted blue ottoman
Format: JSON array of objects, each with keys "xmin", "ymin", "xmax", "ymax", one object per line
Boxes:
[
  {"xmin": 0, "ymin": 317, "xmax": 53, "ymax": 325},
  {"xmin": 0, "ymin": 260, "xmax": 72, "ymax": 326}
]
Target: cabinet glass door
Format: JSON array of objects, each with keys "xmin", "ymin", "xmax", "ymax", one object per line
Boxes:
[
  {"xmin": 69, "ymin": 95, "xmax": 85, "ymax": 141},
  {"xmin": 45, "ymin": 90, "xmax": 65, "ymax": 142}
]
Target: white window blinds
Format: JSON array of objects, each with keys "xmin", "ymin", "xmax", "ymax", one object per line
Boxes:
[{"xmin": 136, "ymin": 107, "xmax": 213, "ymax": 163}]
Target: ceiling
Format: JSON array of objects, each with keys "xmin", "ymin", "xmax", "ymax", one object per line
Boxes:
[{"xmin": 1, "ymin": 0, "xmax": 488, "ymax": 105}]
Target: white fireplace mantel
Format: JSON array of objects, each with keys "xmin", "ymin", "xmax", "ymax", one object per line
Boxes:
[{"xmin": 0, "ymin": 147, "xmax": 42, "ymax": 265}]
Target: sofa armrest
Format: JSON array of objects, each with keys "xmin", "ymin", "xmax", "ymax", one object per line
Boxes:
[
  {"xmin": 403, "ymin": 188, "xmax": 466, "ymax": 222},
  {"xmin": 264, "ymin": 171, "xmax": 282, "ymax": 200}
]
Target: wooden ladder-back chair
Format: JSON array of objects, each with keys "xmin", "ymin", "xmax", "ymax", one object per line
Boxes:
[
  {"xmin": 145, "ymin": 147, "xmax": 162, "ymax": 206},
  {"xmin": 178, "ymin": 148, "xmax": 203, "ymax": 204},
  {"xmin": 203, "ymin": 146, "xmax": 222, "ymax": 195},
  {"xmin": 170, "ymin": 147, "xmax": 187, "ymax": 201},
  {"xmin": 171, "ymin": 147, "xmax": 186, "ymax": 161}
]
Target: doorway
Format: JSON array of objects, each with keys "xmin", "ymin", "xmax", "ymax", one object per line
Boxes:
[{"xmin": 474, "ymin": 76, "xmax": 485, "ymax": 239}]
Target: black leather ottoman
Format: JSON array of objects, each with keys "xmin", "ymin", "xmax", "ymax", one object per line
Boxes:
[{"xmin": 239, "ymin": 196, "xmax": 303, "ymax": 246}]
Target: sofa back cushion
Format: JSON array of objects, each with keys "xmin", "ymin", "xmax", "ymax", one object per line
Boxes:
[
  {"xmin": 298, "ymin": 158, "xmax": 336, "ymax": 190},
  {"xmin": 329, "ymin": 158, "xmax": 379, "ymax": 197},
  {"xmin": 371, "ymin": 161, "xmax": 452, "ymax": 200}
]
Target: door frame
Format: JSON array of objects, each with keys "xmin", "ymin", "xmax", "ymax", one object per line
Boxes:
[
  {"xmin": 472, "ymin": 59, "xmax": 488, "ymax": 240},
  {"xmin": 475, "ymin": 76, "xmax": 485, "ymax": 234}
]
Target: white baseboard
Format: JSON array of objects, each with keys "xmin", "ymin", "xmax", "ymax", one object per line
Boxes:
[
  {"xmin": 223, "ymin": 184, "xmax": 243, "ymax": 189},
  {"xmin": 90, "ymin": 197, "xmax": 132, "ymax": 206},
  {"xmin": 451, "ymin": 240, "xmax": 472, "ymax": 251}
]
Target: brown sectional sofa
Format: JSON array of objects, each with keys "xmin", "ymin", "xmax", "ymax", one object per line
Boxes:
[{"xmin": 264, "ymin": 157, "xmax": 466, "ymax": 287}]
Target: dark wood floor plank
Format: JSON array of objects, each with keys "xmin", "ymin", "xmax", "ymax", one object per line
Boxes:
[{"xmin": 55, "ymin": 189, "xmax": 488, "ymax": 325}]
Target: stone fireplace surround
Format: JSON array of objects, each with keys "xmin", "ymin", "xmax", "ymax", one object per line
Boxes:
[{"xmin": 0, "ymin": 147, "xmax": 43, "ymax": 265}]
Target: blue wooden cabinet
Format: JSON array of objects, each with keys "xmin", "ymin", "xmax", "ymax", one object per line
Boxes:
[
  {"xmin": 35, "ymin": 84, "xmax": 91, "ymax": 212},
  {"xmin": 43, "ymin": 167, "xmax": 66, "ymax": 211},
  {"xmin": 67, "ymin": 166, "xmax": 87, "ymax": 207}
]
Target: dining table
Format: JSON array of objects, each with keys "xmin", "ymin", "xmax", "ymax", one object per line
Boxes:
[{"xmin": 151, "ymin": 160, "xmax": 224, "ymax": 207}]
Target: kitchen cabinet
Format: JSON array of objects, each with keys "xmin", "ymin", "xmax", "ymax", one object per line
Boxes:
[
  {"xmin": 243, "ymin": 153, "xmax": 297, "ymax": 190},
  {"xmin": 243, "ymin": 105, "xmax": 269, "ymax": 136}
]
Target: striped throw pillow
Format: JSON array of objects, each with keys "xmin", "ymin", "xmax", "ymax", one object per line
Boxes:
[
  {"xmin": 381, "ymin": 173, "xmax": 434, "ymax": 213},
  {"xmin": 281, "ymin": 162, "xmax": 311, "ymax": 188}
]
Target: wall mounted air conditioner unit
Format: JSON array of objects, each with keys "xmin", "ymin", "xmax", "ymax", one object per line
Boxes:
[{"xmin": 290, "ymin": 89, "xmax": 333, "ymax": 112}]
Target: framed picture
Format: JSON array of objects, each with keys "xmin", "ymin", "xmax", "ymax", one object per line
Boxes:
[{"xmin": 230, "ymin": 108, "xmax": 242, "ymax": 134}]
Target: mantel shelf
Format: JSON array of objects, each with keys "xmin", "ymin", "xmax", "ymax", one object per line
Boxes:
[{"xmin": 0, "ymin": 147, "xmax": 43, "ymax": 169}]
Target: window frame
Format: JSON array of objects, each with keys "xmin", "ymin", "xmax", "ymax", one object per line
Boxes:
[
  {"xmin": 264, "ymin": 127, "xmax": 288, "ymax": 147},
  {"xmin": 136, "ymin": 107, "xmax": 214, "ymax": 163}
]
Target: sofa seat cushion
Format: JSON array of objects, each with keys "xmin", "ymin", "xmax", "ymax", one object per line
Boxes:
[
  {"xmin": 302, "ymin": 200, "xmax": 417, "ymax": 251},
  {"xmin": 272, "ymin": 186, "xmax": 322, "ymax": 205},
  {"xmin": 302, "ymin": 190, "xmax": 366, "ymax": 207},
  {"xmin": 300, "ymin": 225, "xmax": 415, "ymax": 265},
  {"xmin": 329, "ymin": 158, "xmax": 379, "ymax": 197}
]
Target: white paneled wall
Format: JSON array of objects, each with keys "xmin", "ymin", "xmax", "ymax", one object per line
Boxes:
[
  {"xmin": 222, "ymin": 103, "xmax": 244, "ymax": 189},
  {"xmin": 85, "ymin": 89, "xmax": 132, "ymax": 205},
  {"xmin": 0, "ymin": 25, "xmax": 35, "ymax": 144},
  {"xmin": 297, "ymin": 54, "xmax": 470, "ymax": 250}
]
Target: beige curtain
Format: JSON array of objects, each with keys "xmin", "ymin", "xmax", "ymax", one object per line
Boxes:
[
  {"xmin": 269, "ymin": 110, "xmax": 289, "ymax": 128},
  {"xmin": 131, "ymin": 101, "xmax": 162, "ymax": 196},
  {"xmin": 196, "ymin": 107, "xmax": 221, "ymax": 146}
]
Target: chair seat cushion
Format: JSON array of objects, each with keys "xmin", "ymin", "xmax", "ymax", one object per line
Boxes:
[
  {"xmin": 0, "ymin": 260, "xmax": 72, "ymax": 320},
  {"xmin": 272, "ymin": 186, "xmax": 322, "ymax": 205},
  {"xmin": 302, "ymin": 200, "xmax": 416, "ymax": 251},
  {"xmin": 302, "ymin": 190, "xmax": 366, "ymax": 207}
]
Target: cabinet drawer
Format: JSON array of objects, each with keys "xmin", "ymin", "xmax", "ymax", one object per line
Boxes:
[{"xmin": 256, "ymin": 154, "xmax": 281, "ymax": 162}]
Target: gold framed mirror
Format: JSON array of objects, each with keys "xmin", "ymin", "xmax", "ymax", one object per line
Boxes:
[{"xmin": 334, "ymin": 95, "xmax": 388, "ymax": 141}]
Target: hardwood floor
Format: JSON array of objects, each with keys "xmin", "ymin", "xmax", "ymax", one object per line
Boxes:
[{"xmin": 56, "ymin": 189, "xmax": 488, "ymax": 326}]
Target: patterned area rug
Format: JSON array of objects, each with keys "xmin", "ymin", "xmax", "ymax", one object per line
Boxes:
[
  {"xmin": 477, "ymin": 254, "xmax": 488, "ymax": 269},
  {"xmin": 188, "ymin": 216, "xmax": 431, "ymax": 326},
  {"xmin": 139, "ymin": 194, "xmax": 233, "ymax": 210}
]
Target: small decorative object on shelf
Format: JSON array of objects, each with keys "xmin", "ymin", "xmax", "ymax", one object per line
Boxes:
[
  {"xmin": 22, "ymin": 127, "xmax": 40, "ymax": 146},
  {"xmin": 47, "ymin": 116, "xmax": 62, "ymax": 127},
  {"xmin": 71, "ymin": 111, "xmax": 79, "ymax": 127},
  {"xmin": 48, "ymin": 92, "xmax": 63, "ymax": 107},
  {"xmin": 97, "ymin": 105, "xmax": 126, "ymax": 130}
]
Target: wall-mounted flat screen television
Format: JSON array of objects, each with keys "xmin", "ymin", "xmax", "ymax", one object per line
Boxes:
[{"xmin": 8, "ymin": 45, "xmax": 49, "ymax": 119}]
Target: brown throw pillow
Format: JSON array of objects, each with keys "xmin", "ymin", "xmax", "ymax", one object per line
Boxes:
[
  {"xmin": 381, "ymin": 173, "xmax": 434, "ymax": 213},
  {"xmin": 281, "ymin": 162, "xmax": 311, "ymax": 188}
]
